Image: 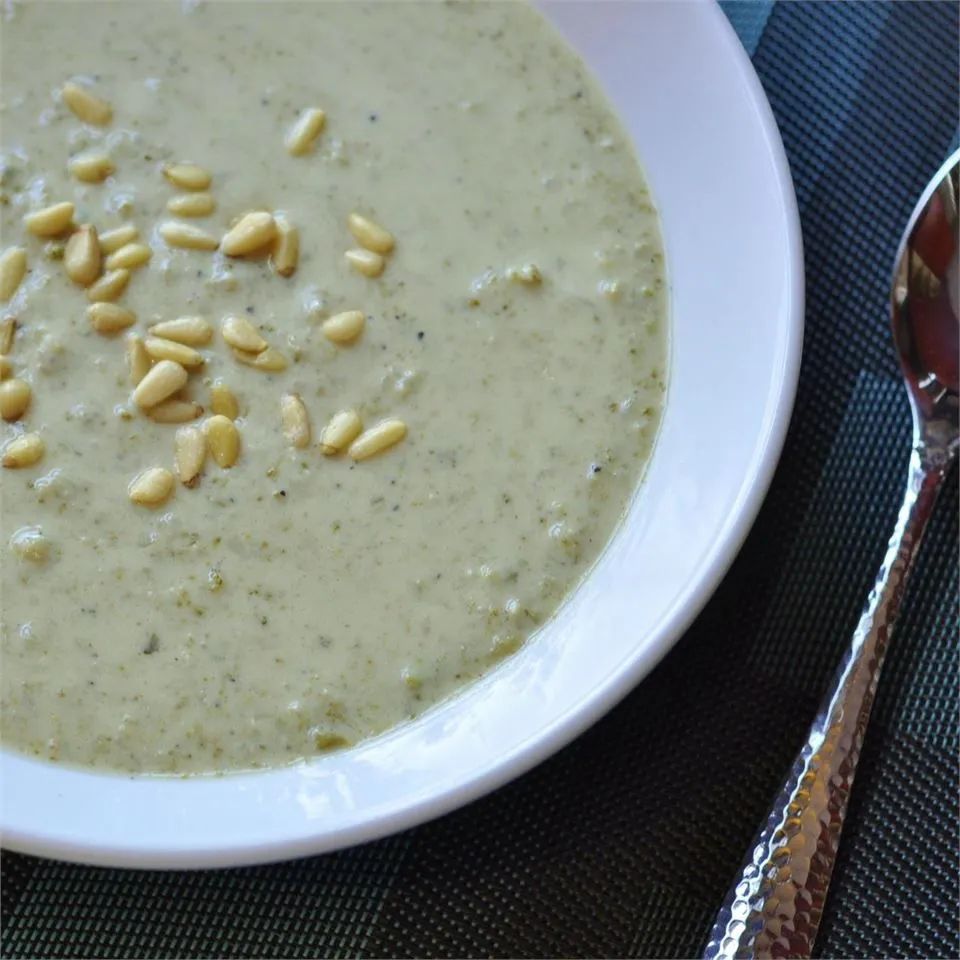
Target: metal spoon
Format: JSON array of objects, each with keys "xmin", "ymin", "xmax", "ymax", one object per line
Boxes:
[{"xmin": 704, "ymin": 151, "xmax": 960, "ymax": 959}]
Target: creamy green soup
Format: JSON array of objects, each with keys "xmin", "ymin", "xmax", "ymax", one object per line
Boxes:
[{"xmin": 0, "ymin": 0, "xmax": 667, "ymax": 773}]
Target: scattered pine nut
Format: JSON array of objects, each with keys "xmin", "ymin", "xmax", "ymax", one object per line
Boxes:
[
  {"xmin": 149, "ymin": 399, "xmax": 204, "ymax": 424},
  {"xmin": 87, "ymin": 302, "xmax": 136, "ymax": 334},
  {"xmin": 347, "ymin": 213, "xmax": 395, "ymax": 255},
  {"xmin": 221, "ymin": 314, "xmax": 267, "ymax": 353},
  {"xmin": 62, "ymin": 81, "xmax": 112, "ymax": 125},
  {"xmin": 210, "ymin": 382, "xmax": 239, "ymax": 420},
  {"xmin": 64, "ymin": 225, "xmax": 102, "ymax": 286},
  {"xmin": 205, "ymin": 414, "xmax": 240, "ymax": 468},
  {"xmin": 345, "ymin": 248, "xmax": 385, "ymax": 278},
  {"xmin": 2, "ymin": 432, "xmax": 44, "ymax": 469},
  {"xmin": 285, "ymin": 107, "xmax": 326, "ymax": 156},
  {"xmin": 148, "ymin": 316, "xmax": 212, "ymax": 346},
  {"xmin": 159, "ymin": 221, "xmax": 219, "ymax": 251},
  {"xmin": 166, "ymin": 192, "xmax": 216, "ymax": 217},
  {"xmin": 23, "ymin": 201, "xmax": 74, "ymax": 237},
  {"xmin": 126, "ymin": 334, "xmax": 150, "ymax": 385},
  {"xmin": 99, "ymin": 224, "xmax": 139, "ymax": 254},
  {"xmin": 0, "ymin": 247, "xmax": 27, "ymax": 302},
  {"xmin": 280, "ymin": 393, "xmax": 310, "ymax": 448},
  {"xmin": 221, "ymin": 211, "xmax": 277, "ymax": 257},
  {"xmin": 163, "ymin": 162, "xmax": 212, "ymax": 191},
  {"xmin": 128, "ymin": 467, "xmax": 174, "ymax": 506},
  {"xmin": 348, "ymin": 418, "xmax": 407, "ymax": 460},
  {"xmin": 144, "ymin": 336, "xmax": 204, "ymax": 368},
  {"xmin": 271, "ymin": 214, "xmax": 299, "ymax": 277},
  {"xmin": 232, "ymin": 345, "xmax": 288, "ymax": 372},
  {"xmin": 105, "ymin": 242, "xmax": 151, "ymax": 271},
  {"xmin": 0, "ymin": 356, "xmax": 12, "ymax": 379},
  {"xmin": 319, "ymin": 409, "xmax": 362, "ymax": 455},
  {"xmin": 86, "ymin": 267, "xmax": 130, "ymax": 302},
  {"xmin": 69, "ymin": 152, "xmax": 115, "ymax": 183},
  {"xmin": 507, "ymin": 263, "xmax": 542, "ymax": 285},
  {"xmin": 175, "ymin": 425, "xmax": 206, "ymax": 486},
  {"xmin": 133, "ymin": 359, "xmax": 189, "ymax": 409},
  {"xmin": 0, "ymin": 318, "xmax": 17, "ymax": 354},
  {"xmin": 322, "ymin": 309, "xmax": 365, "ymax": 344},
  {"xmin": 0, "ymin": 378, "xmax": 31, "ymax": 421}
]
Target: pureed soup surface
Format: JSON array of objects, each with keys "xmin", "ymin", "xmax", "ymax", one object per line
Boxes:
[{"xmin": 0, "ymin": 0, "xmax": 666, "ymax": 774}]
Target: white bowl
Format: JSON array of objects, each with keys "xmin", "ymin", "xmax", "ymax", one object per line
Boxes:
[{"xmin": 0, "ymin": 0, "xmax": 803, "ymax": 867}]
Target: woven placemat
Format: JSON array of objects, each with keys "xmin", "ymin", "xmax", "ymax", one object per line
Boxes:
[{"xmin": 2, "ymin": 3, "xmax": 958, "ymax": 957}]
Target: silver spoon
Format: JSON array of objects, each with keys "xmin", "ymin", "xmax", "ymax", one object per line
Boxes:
[{"xmin": 704, "ymin": 151, "xmax": 960, "ymax": 959}]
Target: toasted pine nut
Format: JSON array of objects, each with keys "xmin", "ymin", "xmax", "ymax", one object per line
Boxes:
[
  {"xmin": 232, "ymin": 345, "xmax": 288, "ymax": 372},
  {"xmin": 345, "ymin": 248, "xmax": 385, "ymax": 278},
  {"xmin": 0, "ymin": 378, "xmax": 31, "ymax": 421},
  {"xmin": 347, "ymin": 213, "xmax": 395, "ymax": 255},
  {"xmin": 175, "ymin": 425, "xmax": 206, "ymax": 486},
  {"xmin": 126, "ymin": 334, "xmax": 150, "ymax": 385},
  {"xmin": 166, "ymin": 192, "xmax": 215, "ymax": 217},
  {"xmin": 507, "ymin": 263, "xmax": 542, "ymax": 285},
  {"xmin": 145, "ymin": 336, "xmax": 204, "ymax": 368},
  {"xmin": 99, "ymin": 224, "xmax": 139, "ymax": 254},
  {"xmin": 319, "ymin": 409, "xmax": 362, "ymax": 455},
  {"xmin": 149, "ymin": 399, "xmax": 203, "ymax": 424},
  {"xmin": 23, "ymin": 201, "xmax": 74, "ymax": 237},
  {"xmin": 221, "ymin": 314, "xmax": 267, "ymax": 353},
  {"xmin": 148, "ymin": 316, "xmax": 212, "ymax": 346},
  {"xmin": 163, "ymin": 162, "xmax": 212, "ymax": 191},
  {"xmin": 87, "ymin": 302, "xmax": 136, "ymax": 334},
  {"xmin": 86, "ymin": 268, "xmax": 130, "ymax": 303},
  {"xmin": 159, "ymin": 221, "xmax": 219, "ymax": 251},
  {"xmin": 210, "ymin": 382, "xmax": 239, "ymax": 420},
  {"xmin": 348, "ymin": 418, "xmax": 407, "ymax": 460},
  {"xmin": 2, "ymin": 432, "xmax": 44, "ymax": 469},
  {"xmin": 0, "ymin": 247, "xmax": 27, "ymax": 302},
  {"xmin": 0, "ymin": 318, "xmax": 17, "ymax": 354},
  {"xmin": 62, "ymin": 81, "xmax": 112, "ymax": 125},
  {"xmin": 322, "ymin": 309, "xmax": 365, "ymax": 344},
  {"xmin": 105, "ymin": 242, "xmax": 151, "ymax": 271},
  {"xmin": 271, "ymin": 214, "xmax": 299, "ymax": 277},
  {"xmin": 205, "ymin": 414, "xmax": 240, "ymax": 468},
  {"xmin": 64, "ymin": 225, "xmax": 102, "ymax": 286},
  {"xmin": 133, "ymin": 359, "xmax": 189, "ymax": 409},
  {"xmin": 285, "ymin": 107, "xmax": 326, "ymax": 156},
  {"xmin": 128, "ymin": 467, "xmax": 174, "ymax": 506},
  {"xmin": 280, "ymin": 393, "xmax": 310, "ymax": 448},
  {"xmin": 221, "ymin": 211, "xmax": 277, "ymax": 257},
  {"xmin": 69, "ymin": 151, "xmax": 114, "ymax": 183},
  {"xmin": 0, "ymin": 356, "xmax": 12, "ymax": 379}
]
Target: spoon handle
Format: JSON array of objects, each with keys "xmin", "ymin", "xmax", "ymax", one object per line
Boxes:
[{"xmin": 704, "ymin": 441, "xmax": 951, "ymax": 960}]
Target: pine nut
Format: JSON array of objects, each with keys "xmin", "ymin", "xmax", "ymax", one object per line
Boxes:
[
  {"xmin": 64, "ymin": 225, "xmax": 102, "ymax": 286},
  {"xmin": 271, "ymin": 214, "xmax": 299, "ymax": 277},
  {"xmin": 0, "ymin": 378, "xmax": 31, "ymax": 421},
  {"xmin": 232, "ymin": 345, "xmax": 288, "ymax": 372},
  {"xmin": 221, "ymin": 211, "xmax": 277, "ymax": 257},
  {"xmin": 205, "ymin": 414, "xmax": 240, "ymax": 468},
  {"xmin": 128, "ymin": 467, "xmax": 174, "ymax": 506},
  {"xmin": 159, "ymin": 221, "xmax": 219, "ymax": 251},
  {"xmin": 345, "ymin": 248, "xmax": 384, "ymax": 278},
  {"xmin": 347, "ymin": 213, "xmax": 395, "ymax": 255},
  {"xmin": 319, "ymin": 409, "xmax": 362, "ymax": 455},
  {"xmin": 99, "ymin": 224, "xmax": 139, "ymax": 254},
  {"xmin": 0, "ymin": 318, "xmax": 17, "ymax": 354},
  {"xmin": 210, "ymin": 382, "xmax": 239, "ymax": 419},
  {"xmin": 62, "ymin": 81, "xmax": 112, "ymax": 126},
  {"xmin": 221, "ymin": 315, "xmax": 267, "ymax": 353},
  {"xmin": 285, "ymin": 107, "xmax": 326, "ymax": 156},
  {"xmin": 148, "ymin": 316, "xmax": 211, "ymax": 346},
  {"xmin": 133, "ymin": 359, "xmax": 188, "ymax": 409},
  {"xmin": 23, "ymin": 201, "xmax": 74, "ymax": 237},
  {"xmin": 163, "ymin": 162, "xmax": 212, "ymax": 191},
  {"xmin": 175, "ymin": 425, "xmax": 206, "ymax": 486},
  {"xmin": 150, "ymin": 399, "xmax": 203, "ymax": 424},
  {"xmin": 105, "ymin": 242, "xmax": 151, "ymax": 271},
  {"xmin": 86, "ymin": 268, "xmax": 130, "ymax": 302},
  {"xmin": 126, "ymin": 334, "xmax": 150, "ymax": 385},
  {"xmin": 0, "ymin": 247, "xmax": 27, "ymax": 302},
  {"xmin": 322, "ymin": 309, "xmax": 365, "ymax": 344},
  {"xmin": 145, "ymin": 336, "xmax": 204, "ymax": 368},
  {"xmin": 348, "ymin": 418, "xmax": 407, "ymax": 460},
  {"xmin": 69, "ymin": 152, "xmax": 114, "ymax": 183},
  {"xmin": 0, "ymin": 356, "xmax": 11, "ymax": 379},
  {"xmin": 87, "ymin": 302, "xmax": 136, "ymax": 334},
  {"xmin": 166, "ymin": 192, "xmax": 215, "ymax": 217},
  {"xmin": 2, "ymin": 432, "xmax": 44, "ymax": 468},
  {"xmin": 507, "ymin": 263, "xmax": 542, "ymax": 285},
  {"xmin": 280, "ymin": 393, "xmax": 310, "ymax": 448}
]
